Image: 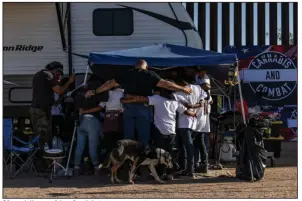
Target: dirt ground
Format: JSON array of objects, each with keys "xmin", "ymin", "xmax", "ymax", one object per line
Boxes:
[{"xmin": 3, "ymin": 142, "xmax": 297, "ymax": 199}]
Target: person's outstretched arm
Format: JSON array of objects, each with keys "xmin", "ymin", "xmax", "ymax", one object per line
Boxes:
[
  {"xmin": 52, "ymin": 74, "xmax": 75, "ymax": 95},
  {"xmin": 156, "ymin": 79, "xmax": 192, "ymax": 94},
  {"xmin": 85, "ymin": 79, "xmax": 119, "ymax": 98},
  {"xmin": 79, "ymin": 106, "xmax": 104, "ymax": 114},
  {"xmin": 96, "ymin": 79, "xmax": 119, "ymax": 93}
]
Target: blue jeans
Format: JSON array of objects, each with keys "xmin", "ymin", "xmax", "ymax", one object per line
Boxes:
[
  {"xmin": 123, "ymin": 103, "xmax": 152, "ymax": 147},
  {"xmin": 74, "ymin": 115, "xmax": 101, "ymax": 167},
  {"xmin": 178, "ymin": 128, "xmax": 194, "ymax": 173}
]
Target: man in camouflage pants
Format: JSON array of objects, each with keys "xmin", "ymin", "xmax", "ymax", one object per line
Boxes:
[{"xmin": 30, "ymin": 61, "xmax": 75, "ymax": 158}]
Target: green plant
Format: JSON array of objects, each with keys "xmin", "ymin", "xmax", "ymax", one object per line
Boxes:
[{"xmin": 266, "ymin": 29, "xmax": 294, "ymax": 45}]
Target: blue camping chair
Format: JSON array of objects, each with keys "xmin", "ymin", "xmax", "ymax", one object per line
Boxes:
[{"xmin": 3, "ymin": 118, "xmax": 40, "ymax": 178}]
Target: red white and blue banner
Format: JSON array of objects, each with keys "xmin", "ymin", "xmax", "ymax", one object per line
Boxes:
[{"xmin": 223, "ymin": 45, "xmax": 297, "ymax": 141}]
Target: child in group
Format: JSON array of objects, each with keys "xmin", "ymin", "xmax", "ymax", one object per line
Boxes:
[
  {"xmin": 120, "ymin": 83, "xmax": 196, "ymax": 180},
  {"xmin": 173, "ymin": 79, "xmax": 207, "ymax": 178}
]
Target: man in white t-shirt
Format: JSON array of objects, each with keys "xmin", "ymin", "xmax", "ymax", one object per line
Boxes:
[
  {"xmin": 188, "ymin": 76, "xmax": 212, "ymax": 173},
  {"xmin": 121, "ymin": 85, "xmax": 196, "ymax": 180},
  {"xmin": 173, "ymin": 79, "xmax": 207, "ymax": 178}
]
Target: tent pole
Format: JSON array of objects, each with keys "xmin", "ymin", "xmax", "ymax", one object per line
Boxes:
[
  {"xmin": 236, "ymin": 61, "xmax": 247, "ymax": 125},
  {"xmin": 83, "ymin": 65, "xmax": 89, "ymax": 85},
  {"xmin": 228, "ymin": 96, "xmax": 232, "ymax": 111},
  {"xmin": 208, "ymin": 75, "xmax": 229, "ymax": 98},
  {"xmin": 207, "ymin": 74, "xmax": 231, "ymax": 111}
]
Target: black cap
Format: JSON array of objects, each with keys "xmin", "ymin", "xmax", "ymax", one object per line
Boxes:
[{"xmin": 45, "ymin": 61, "xmax": 63, "ymax": 71}]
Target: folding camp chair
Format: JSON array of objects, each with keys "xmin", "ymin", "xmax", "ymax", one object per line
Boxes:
[{"xmin": 3, "ymin": 118, "xmax": 40, "ymax": 178}]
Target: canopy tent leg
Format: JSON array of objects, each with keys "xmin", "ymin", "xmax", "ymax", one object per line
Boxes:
[
  {"xmin": 83, "ymin": 65, "xmax": 90, "ymax": 85},
  {"xmin": 227, "ymin": 96, "xmax": 232, "ymax": 111},
  {"xmin": 236, "ymin": 61, "xmax": 247, "ymax": 126}
]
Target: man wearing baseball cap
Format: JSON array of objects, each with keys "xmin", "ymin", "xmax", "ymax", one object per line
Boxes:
[
  {"xmin": 184, "ymin": 67, "xmax": 212, "ymax": 173},
  {"xmin": 29, "ymin": 61, "xmax": 75, "ymax": 161}
]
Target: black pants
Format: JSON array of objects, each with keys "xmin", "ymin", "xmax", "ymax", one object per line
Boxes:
[
  {"xmin": 193, "ymin": 132, "xmax": 208, "ymax": 168},
  {"xmin": 154, "ymin": 127, "xmax": 176, "ymax": 175}
]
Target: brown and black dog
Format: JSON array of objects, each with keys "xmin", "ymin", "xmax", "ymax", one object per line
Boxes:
[{"xmin": 99, "ymin": 139, "xmax": 173, "ymax": 184}]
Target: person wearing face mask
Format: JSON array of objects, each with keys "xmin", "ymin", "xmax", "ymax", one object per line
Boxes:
[{"xmin": 29, "ymin": 61, "xmax": 75, "ymax": 161}]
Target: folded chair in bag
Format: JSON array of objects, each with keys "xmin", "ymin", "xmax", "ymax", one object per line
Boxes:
[{"xmin": 3, "ymin": 118, "xmax": 40, "ymax": 178}]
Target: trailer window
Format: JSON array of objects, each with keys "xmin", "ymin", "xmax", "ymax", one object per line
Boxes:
[{"xmin": 93, "ymin": 8, "xmax": 134, "ymax": 36}]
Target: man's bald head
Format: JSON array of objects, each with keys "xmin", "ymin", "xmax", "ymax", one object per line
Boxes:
[{"xmin": 135, "ymin": 59, "xmax": 148, "ymax": 70}]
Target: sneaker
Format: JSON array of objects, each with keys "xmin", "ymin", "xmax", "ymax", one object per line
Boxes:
[
  {"xmin": 180, "ymin": 171, "xmax": 196, "ymax": 179},
  {"xmin": 73, "ymin": 166, "xmax": 81, "ymax": 177},
  {"xmin": 171, "ymin": 169, "xmax": 184, "ymax": 178},
  {"xmin": 187, "ymin": 172, "xmax": 196, "ymax": 179}
]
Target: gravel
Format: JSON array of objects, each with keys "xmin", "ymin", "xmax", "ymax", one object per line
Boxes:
[{"xmin": 3, "ymin": 142, "xmax": 297, "ymax": 199}]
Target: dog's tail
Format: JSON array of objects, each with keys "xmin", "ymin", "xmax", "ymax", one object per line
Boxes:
[{"xmin": 99, "ymin": 159, "xmax": 111, "ymax": 169}]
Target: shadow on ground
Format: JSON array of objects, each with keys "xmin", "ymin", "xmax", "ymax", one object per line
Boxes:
[{"xmin": 3, "ymin": 142, "xmax": 297, "ymax": 189}]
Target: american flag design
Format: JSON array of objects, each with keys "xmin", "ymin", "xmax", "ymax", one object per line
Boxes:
[{"xmin": 223, "ymin": 45, "xmax": 297, "ymax": 141}]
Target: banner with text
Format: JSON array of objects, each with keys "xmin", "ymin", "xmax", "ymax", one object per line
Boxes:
[{"xmin": 223, "ymin": 45, "xmax": 297, "ymax": 141}]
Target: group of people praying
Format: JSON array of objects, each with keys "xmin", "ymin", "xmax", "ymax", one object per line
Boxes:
[{"xmin": 30, "ymin": 59, "xmax": 213, "ymax": 180}]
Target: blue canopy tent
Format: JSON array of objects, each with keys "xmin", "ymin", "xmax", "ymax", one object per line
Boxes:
[
  {"xmin": 88, "ymin": 44, "xmax": 237, "ymax": 82},
  {"xmin": 85, "ymin": 44, "xmax": 245, "ymax": 122},
  {"xmin": 88, "ymin": 44, "xmax": 237, "ymax": 68},
  {"xmin": 86, "ymin": 44, "xmax": 237, "ymax": 97},
  {"xmin": 83, "ymin": 44, "xmax": 246, "ymax": 120}
]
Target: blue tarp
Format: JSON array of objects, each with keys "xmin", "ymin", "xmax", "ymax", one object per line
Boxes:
[{"xmin": 88, "ymin": 44, "xmax": 237, "ymax": 68}]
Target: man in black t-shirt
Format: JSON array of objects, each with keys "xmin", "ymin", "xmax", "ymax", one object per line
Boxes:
[
  {"xmin": 29, "ymin": 61, "xmax": 75, "ymax": 156},
  {"xmin": 85, "ymin": 59, "xmax": 192, "ymax": 149}
]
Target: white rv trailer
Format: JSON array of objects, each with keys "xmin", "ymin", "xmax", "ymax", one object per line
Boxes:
[{"xmin": 3, "ymin": 2, "xmax": 202, "ymax": 117}]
